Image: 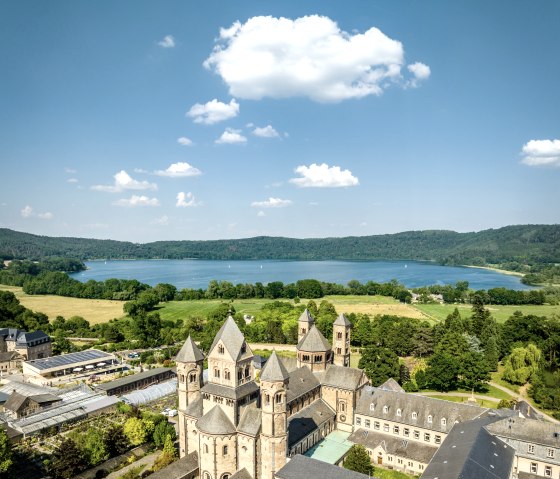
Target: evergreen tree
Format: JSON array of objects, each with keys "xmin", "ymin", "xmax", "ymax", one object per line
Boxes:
[
  {"xmin": 48, "ymin": 439, "xmax": 87, "ymax": 479},
  {"xmin": 344, "ymin": 445, "xmax": 374, "ymax": 476},
  {"xmin": 471, "ymin": 295, "xmax": 492, "ymax": 334},
  {"xmin": 358, "ymin": 346, "xmax": 400, "ymax": 386},
  {"xmin": 105, "ymin": 424, "xmax": 129, "ymax": 456},
  {"xmin": 484, "ymin": 336, "xmax": 500, "ymax": 371}
]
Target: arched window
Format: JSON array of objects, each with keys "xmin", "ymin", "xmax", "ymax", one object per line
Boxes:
[
  {"xmin": 204, "ymin": 473, "xmax": 211, "ymax": 479},
  {"xmin": 301, "ymin": 328, "xmax": 306, "ymax": 335},
  {"xmin": 336, "ymin": 348, "xmax": 341, "ymax": 354},
  {"xmin": 214, "ymin": 368, "xmax": 220, "ymax": 378},
  {"xmin": 203, "ymin": 444, "xmax": 209, "ymax": 454},
  {"xmin": 396, "ymin": 408, "xmax": 402, "ymax": 417},
  {"xmin": 412, "ymin": 411, "xmax": 418, "ymax": 419},
  {"xmin": 222, "ymin": 475, "xmax": 230, "ymax": 479},
  {"xmin": 245, "ymin": 365, "xmax": 250, "ymax": 377},
  {"xmin": 441, "ymin": 418, "xmax": 447, "ymax": 427},
  {"xmin": 223, "ymin": 445, "xmax": 228, "ymax": 455},
  {"xmin": 224, "ymin": 370, "xmax": 230, "ymax": 380},
  {"xmin": 218, "ymin": 345, "xmax": 225, "ymax": 354},
  {"xmin": 369, "ymin": 403, "xmax": 375, "ymax": 412},
  {"xmin": 428, "ymin": 415, "xmax": 433, "ymax": 424},
  {"xmin": 383, "ymin": 405, "xmax": 388, "ymax": 413},
  {"xmin": 339, "ymin": 401, "xmax": 346, "ymax": 412},
  {"xmin": 265, "ymin": 394, "xmax": 270, "ymax": 405},
  {"xmin": 276, "ymin": 393, "xmax": 283, "ymax": 404},
  {"xmin": 189, "ymin": 373, "xmax": 197, "ymax": 383},
  {"xmin": 238, "ymin": 369, "xmax": 243, "ymax": 380},
  {"xmin": 337, "ymin": 332, "xmax": 342, "ymax": 339}
]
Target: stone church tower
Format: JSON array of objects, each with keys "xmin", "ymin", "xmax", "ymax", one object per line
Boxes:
[
  {"xmin": 260, "ymin": 351, "xmax": 289, "ymax": 479},
  {"xmin": 297, "ymin": 308, "xmax": 314, "ymax": 343},
  {"xmin": 176, "ymin": 335, "xmax": 204, "ymax": 456},
  {"xmin": 332, "ymin": 313, "xmax": 351, "ymax": 367}
]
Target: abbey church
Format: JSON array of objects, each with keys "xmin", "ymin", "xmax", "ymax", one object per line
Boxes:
[{"xmin": 175, "ymin": 309, "xmax": 369, "ymax": 479}]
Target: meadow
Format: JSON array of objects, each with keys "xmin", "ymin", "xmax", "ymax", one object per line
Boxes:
[{"xmin": 0, "ymin": 285, "xmax": 126, "ymax": 324}]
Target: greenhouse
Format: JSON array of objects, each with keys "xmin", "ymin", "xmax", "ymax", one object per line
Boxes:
[{"xmin": 121, "ymin": 379, "xmax": 177, "ymax": 405}]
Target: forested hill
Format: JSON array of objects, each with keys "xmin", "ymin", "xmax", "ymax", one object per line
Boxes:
[{"xmin": 1, "ymin": 225, "xmax": 559, "ymax": 266}]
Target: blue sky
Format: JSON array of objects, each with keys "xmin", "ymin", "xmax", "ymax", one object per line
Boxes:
[{"xmin": 1, "ymin": 0, "xmax": 559, "ymax": 242}]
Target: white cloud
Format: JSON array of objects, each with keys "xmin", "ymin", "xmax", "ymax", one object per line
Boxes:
[
  {"xmin": 153, "ymin": 215, "xmax": 170, "ymax": 225},
  {"xmin": 177, "ymin": 136, "xmax": 193, "ymax": 146},
  {"xmin": 67, "ymin": 178, "xmax": 78, "ymax": 183},
  {"xmin": 21, "ymin": 206, "xmax": 33, "ymax": 218},
  {"xmin": 134, "ymin": 168, "xmax": 149, "ymax": 174},
  {"xmin": 92, "ymin": 170, "xmax": 157, "ymax": 193},
  {"xmin": 113, "ymin": 195, "xmax": 160, "ymax": 207},
  {"xmin": 158, "ymin": 35, "xmax": 175, "ymax": 48},
  {"xmin": 216, "ymin": 128, "xmax": 247, "ymax": 145},
  {"xmin": 186, "ymin": 99, "xmax": 239, "ymax": 125},
  {"xmin": 253, "ymin": 125, "xmax": 280, "ymax": 138},
  {"xmin": 21, "ymin": 205, "xmax": 53, "ymax": 219},
  {"xmin": 251, "ymin": 197, "xmax": 293, "ymax": 208},
  {"xmin": 257, "ymin": 210, "xmax": 266, "ymax": 217},
  {"xmin": 290, "ymin": 163, "xmax": 359, "ymax": 188},
  {"xmin": 203, "ymin": 15, "xmax": 429, "ymax": 102},
  {"xmin": 64, "ymin": 168, "xmax": 77, "ymax": 174},
  {"xmin": 176, "ymin": 191, "xmax": 199, "ymax": 207},
  {"xmin": 155, "ymin": 162, "xmax": 202, "ymax": 177},
  {"xmin": 521, "ymin": 139, "xmax": 560, "ymax": 167},
  {"xmin": 407, "ymin": 62, "xmax": 431, "ymax": 87}
]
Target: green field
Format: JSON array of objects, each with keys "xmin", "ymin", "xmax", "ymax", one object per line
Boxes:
[
  {"xmin": 374, "ymin": 468, "xmax": 418, "ymax": 479},
  {"xmin": 413, "ymin": 303, "xmax": 560, "ymax": 323},
  {"xmin": 0, "ymin": 285, "xmax": 126, "ymax": 324},
  {"xmin": 426, "ymin": 395, "xmax": 499, "ymax": 409},
  {"xmin": 155, "ymin": 298, "xmax": 275, "ymax": 321}
]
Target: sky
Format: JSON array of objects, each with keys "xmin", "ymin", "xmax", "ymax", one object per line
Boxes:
[{"xmin": 1, "ymin": 0, "xmax": 559, "ymax": 242}]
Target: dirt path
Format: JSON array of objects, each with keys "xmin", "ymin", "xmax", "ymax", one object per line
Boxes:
[
  {"xmin": 416, "ymin": 391, "xmax": 500, "ymax": 403},
  {"xmin": 105, "ymin": 451, "xmax": 160, "ymax": 479}
]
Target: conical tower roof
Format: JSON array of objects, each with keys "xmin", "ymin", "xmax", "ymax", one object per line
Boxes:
[
  {"xmin": 196, "ymin": 405, "xmax": 236, "ymax": 435},
  {"xmin": 176, "ymin": 335, "xmax": 204, "ymax": 363},
  {"xmin": 260, "ymin": 351, "xmax": 289, "ymax": 382},
  {"xmin": 333, "ymin": 313, "xmax": 352, "ymax": 327},
  {"xmin": 298, "ymin": 308, "xmax": 315, "ymax": 323},
  {"xmin": 209, "ymin": 315, "xmax": 248, "ymax": 360},
  {"xmin": 297, "ymin": 325, "xmax": 331, "ymax": 352}
]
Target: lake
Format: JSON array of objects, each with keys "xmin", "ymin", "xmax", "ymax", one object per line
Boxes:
[{"xmin": 69, "ymin": 260, "xmax": 532, "ymax": 291}]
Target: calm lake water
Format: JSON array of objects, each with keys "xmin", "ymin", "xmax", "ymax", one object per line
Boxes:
[{"xmin": 69, "ymin": 260, "xmax": 532, "ymax": 291}]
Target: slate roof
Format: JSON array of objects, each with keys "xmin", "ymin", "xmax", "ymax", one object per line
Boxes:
[
  {"xmin": 201, "ymin": 380, "xmax": 259, "ymax": 400},
  {"xmin": 485, "ymin": 416, "xmax": 560, "ymax": 448},
  {"xmin": 16, "ymin": 330, "xmax": 50, "ymax": 346},
  {"xmin": 276, "ymin": 454, "xmax": 375, "ymax": 479},
  {"xmin": 378, "ymin": 378, "xmax": 405, "ymax": 393},
  {"xmin": 288, "ymin": 399, "xmax": 335, "ymax": 447},
  {"xmin": 0, "ymin": 391, "xmax": 9, "ymax": 404},
  {"xmin": 230, "ymin": 468, "xmax": 252, "ymax": 479},
  {"xmin": 197, "ymin": 405, "xmax": 236, "ymax": 435},
  {"xmin": 321, "ymin": 364, "xmax": 366, "ymax": 390},
  {"xmin": 0, "ymin": 351, "xmax": 22, "ymax": 362},
  {"xmin": 147, "ymin": 451, "xmax": 198, "ymax": 479},
  {"xmin": 333, "ymin": 313, "xmax": 351, "ymax": 326},
  {"xmin": 4, "ymin": 391, "xmax": 60, "ymax": 413},
  {"xmin": 280, "ymin": 356, "xmax": 298, "ymax": 372},
  {"xmin": 176, "ymin": 335, "xmax": 204, "ymax": 363},
  {"xmin": 260, "ymin": 351, "xmax": 289, "ymax": 382},
  {"xmin": 298, "ymin": 309, "xmax": 315, "ymax": 324},
  {"xmin": 286, "ymin": 367, "xmax": 321, "ymax": 404},
  {"xmin": 237, "ymin": 406, "xmax": 262, "ymax": 436},
  {"xmin": 297, "ymin": 325, "xmax": 331, "ymax": 353},
  {"xmin": 421, "ymin": 416, "xmax": 515, "ymax": 479},
  {"xmin": 184, "ymin": 396, "xmax": 204, "ymax": 418},
  {"xmin": 209, "ymin": 316, "xmax": 250, "ymax": 360},
  {"xmin": 355, "ymin": 386, "xmax": 488, "ymax": 433},
  {"xmin": 348, "ymin": 428, "xmax": 438, "ymax": 464}
]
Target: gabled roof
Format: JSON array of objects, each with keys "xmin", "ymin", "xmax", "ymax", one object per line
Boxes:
[
  {"xmin": 355, "ymin": 387, "xmax": 488, "ymax": 433},
  {"xmin": 298, "ymin": 309, "xmax": 315, "ymax": 324},
  {"xmin": 148, "ymin": 451, "xmax": 199, "ymax": 479},
  {"xmin": 3, "ymin": 391, "xmax": 27, "ymax": 412},
  {"xmin": 237, "ymin": 406, "xmax": 262, "ymax": 436},
  {"xmin": 422, "ymin": 417, "xmax": 515, "ymax": 479},
  {"xmin": 176, "ymin": 335, "xmax": 204, "ymax": 363},
  {"xmin": 333, "ymin": 313, "xmax": 351, "ymax": 327},
  {"xmin": 484, "ymin": 416, "xmax": 560, "ymax": 447},
  {"xmin": 276, "ymin": 454, "xmax": 373, "ymax": 479},
  {"xmin": 379, "ymin": 378, "xmax": 405, "ymax": 393},
  {"xmin": 297, "ymin": 325, "xmax": 331, "ymax": 353},
  {"xmin": 288, "ymin": 399, "xmax": 335, "ymax": 447},
  {"xmin": 196, "ymin": 405, "xmax": 236, "ymax": 435},
  {"xmin": 209, "ymin": 316, "xmax": 250, "ymax": 360},
  {"xmin": 260, "ymin": 351, "xmax": 289, "ymax": 382},
  {"xmin": 321, "ymin": 364, "xmax": 366, "ymax": 390},
  {"xmin": 16, "ymin": 330, "xmax": 50, "ymax": 345},
  {"xmin": 286, "ymin": 366, "xmax": 321, "ymax": 404},
  {"xmin": 230, "ymin": 469, "xmax": 252, "ymax": 479},
  {"xmin": 201, "ymin": 380, "xmax": 259, "ymax": 401}
]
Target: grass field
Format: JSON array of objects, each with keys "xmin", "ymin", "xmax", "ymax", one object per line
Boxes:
[
  {"xmin": 427, "ymin": 395, "xmax": 498, "ymax": 409},
  {"xmin": 322, "ymin": 295, "xmax": 429, "ymax": 320},
  {"xmin": 374, "ymin": 469, "xmax": 417, "ymax": 479},
  {"xmin": 413, "ymin": 303, "xmax": 560, "ymax": 323},
  {"xmin": 0, "ymin": 285, "xmax": 126, "ymax": 324}
]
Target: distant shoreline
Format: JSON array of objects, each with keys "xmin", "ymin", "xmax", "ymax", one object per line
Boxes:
[{"xmin": 463, "ymin": 264, "xmax": 524, "ymax": 278}]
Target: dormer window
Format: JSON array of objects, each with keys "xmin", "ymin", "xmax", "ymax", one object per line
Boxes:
[
  {"xmin": 369, "ymin": 403, "xmax": 375, "ymax": 412},
  {"xmin": 218, "ymin": 345, "xmax": 225, "ymax": 354},
  {"xmin": 441, "ymin": 418, "xmax": 447, "ymax": 427},
  {"xmin": 241, "ymin": 343, "xmax": 246, "ymax": 354},
  {"xmin": 396, "ymin": 408, "xmax": 402, "ymax": 417},
  {"xmin": 412, "ymin": 412, "xmax": 418, "ymax": 419},
  {"xmin": 383, "ymin": 405, "xmax": 388, "ymax": 413},
  {"xmin": 428, "ymin": 415, "xmax": 433, "ymax": 424}
]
